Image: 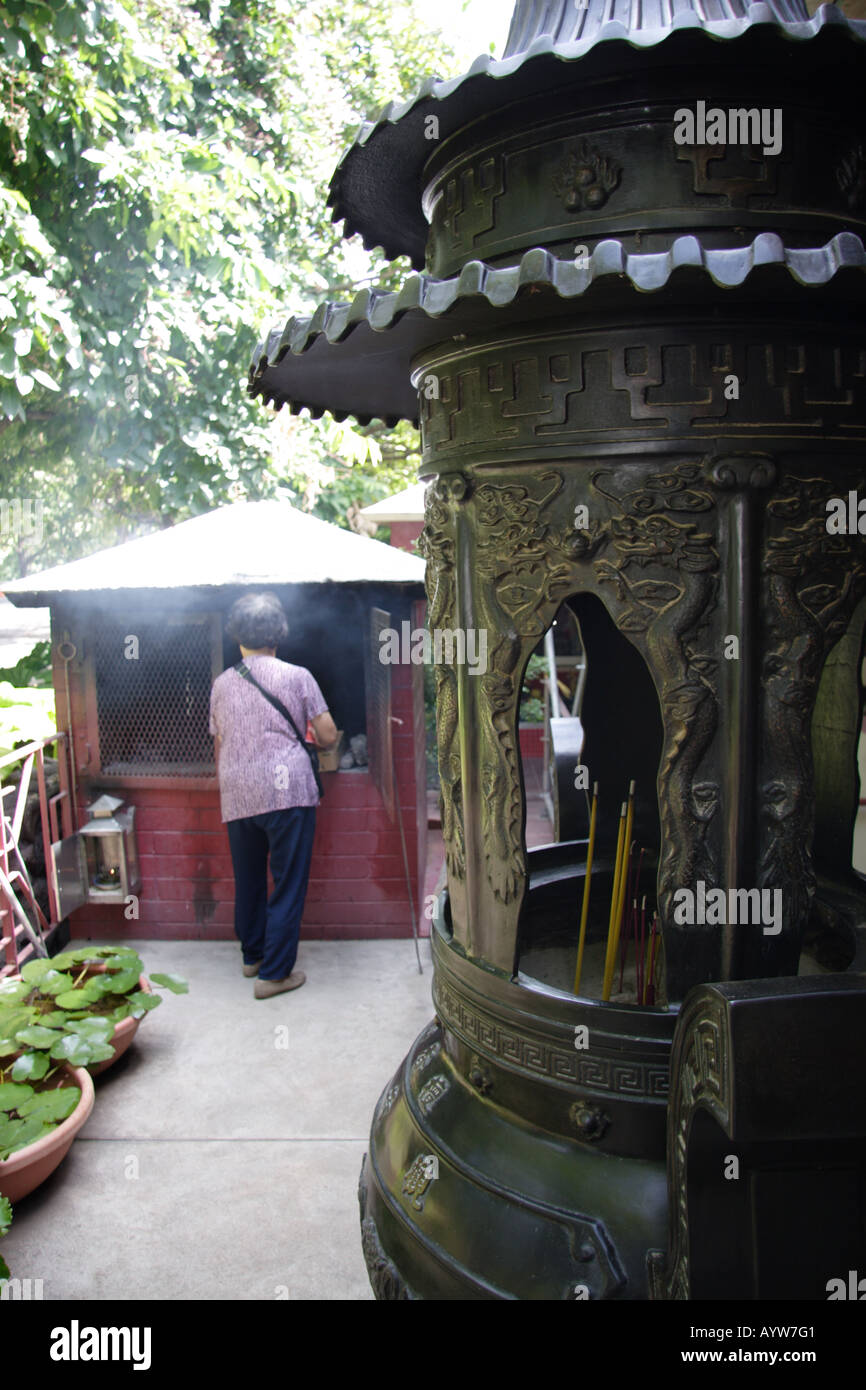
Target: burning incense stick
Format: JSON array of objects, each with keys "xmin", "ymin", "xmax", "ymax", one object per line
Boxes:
[
  {"xmin": 603, "ymin": 781, "xmax": 635, "ymax": 1001},
  {"xmin": 639, "ymin": 895, "xmax": 647, "ymax": 1005},
  {"xmin": 620, "ymin": 895, "xmax": 633, "ymax": 995},
  {"xmin": 619, "ymin": 847, "xmax": 634, "ymax": 991},
  {"xmin": 618, "ymin": 889, "xmax": 630, "ymax": 994},
  {"xmin": 647, "ymin": 913, "xmax": 660, "ymax": 1006},
  {"xmin": 573, "ymin": 781, "xmax": 598, "ymax": 996},
  {"xmin": 621, "ymin": 845, "xmax": 644, "ymax": 993},
  {"xmin": 601, "ymin": 801, "xmax": 627, "ymax": 1000},
  {"xmin": 633, "ymin": 847, "xmax": 645, "ymax": 921}
]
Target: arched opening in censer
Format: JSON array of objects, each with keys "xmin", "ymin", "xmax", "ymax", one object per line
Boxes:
[
  {"xmin": 804, "ymin": 594, "xmax": 866, "ymax": 973},
  {"xmin": 516, "ymin": 591, "xmax": 666, "ymax": 1005}
]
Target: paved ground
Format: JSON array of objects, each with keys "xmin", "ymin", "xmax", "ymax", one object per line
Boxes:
[
  {"xmin": 2, "ymin": 784, "xmax": 556, "ymax": 1305},
  {"xmin": 2, "ymin": 938, "xmax": 433, "ymax": 1301},
  {"xmin": 5, "ymin": 769, "xmax": 865, "ymax": 1304}
]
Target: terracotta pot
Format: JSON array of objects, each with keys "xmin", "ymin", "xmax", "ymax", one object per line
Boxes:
[
  {"xmin": 6, "ymin": 966, "xmax": 153, "ymax": 1077},
  {"xmin": 84, "ymin": 968, "xmax": 153, "ymax": 1076},
  {"xmin": 0, "ymin": 1064, "xmax": 95, "ymax": 1203}
]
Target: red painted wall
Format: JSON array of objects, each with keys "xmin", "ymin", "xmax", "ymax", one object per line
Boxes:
[
  {"xmin": 388, "ymin": 521, "xmax": 422, "ymax": 553},
  {"xmin": 519, "ymin": 725, "xmax": 545, "ymax": 759}
]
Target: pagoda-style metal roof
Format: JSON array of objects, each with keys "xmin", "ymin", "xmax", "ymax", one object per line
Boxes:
[
  {"xmin": 3, "ymin": 500, "xmax": 425, "ymax": 606},
  {"xmin": 249, "ymin": 232, "xmax": 866, "ymax": 426},
  {"xmin": 328, "ymin": 1, "xmax": 866, "ymax": 267}
]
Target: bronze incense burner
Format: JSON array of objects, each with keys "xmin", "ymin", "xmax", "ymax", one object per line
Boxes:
[{"xmin": 251, "ymin": 0, "xmax": 866, "ymax": 1298}]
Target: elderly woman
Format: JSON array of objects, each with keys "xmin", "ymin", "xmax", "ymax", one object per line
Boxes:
[{"xmin": 209, "ymin": 592, "xmax": 337, "ymax": 999}]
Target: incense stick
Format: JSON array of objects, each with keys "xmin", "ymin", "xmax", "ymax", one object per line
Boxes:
[
  {"xmin": 603, "ymin": 781, "xmax": 635, "ymax": 1001},
  {"xmin": 573, "ymin": 781, "xmax": 598, "ymax": 996},
  {"xmin": 639, "ymin": 895, "xmax": 647, "ymax": 1005},
  {"xmin": 601, "ymin": 801, "xmax": 627, "ymax": 1001},
  {"xmin": 633, "ymin": 847, "xmax": 645, "ymax": 923},
  {"xmin": 618, "ymin": 842, "xmax": 635, "ymax": 993},
  {"xmin": 618, "ymin": 892, "xmax": 629, "ymax": 993},
  {"xmin": 647, "ymin": 913, "xmax": 660, "ymax": 1006}
]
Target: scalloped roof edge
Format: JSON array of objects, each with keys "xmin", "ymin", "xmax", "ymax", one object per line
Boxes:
[{"xmin": 250, "ymin": 230, "xmax": 866, "ymax": 382}]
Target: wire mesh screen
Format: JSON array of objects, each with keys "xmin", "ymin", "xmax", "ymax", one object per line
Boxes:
[
  {"xmin": 365, "ymin": 607, "xmax": 395, "ymax": 821},
  {"xmin": 93, "ymin": 617, "xmax": 217, "ymax": 776}
]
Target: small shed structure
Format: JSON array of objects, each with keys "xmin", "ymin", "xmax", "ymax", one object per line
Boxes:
[
  {"xmin": 3, "ymin": 501, "xmax": 428, "ymax": 944},
  {"xmin": 360, "ymin": 483, "xmax": 425, "ymax": 553}
]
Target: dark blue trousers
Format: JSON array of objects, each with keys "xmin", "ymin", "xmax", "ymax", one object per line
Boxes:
[{"xmin": 226, "ymin": 807, "xmax": 316, "ymax": 982}]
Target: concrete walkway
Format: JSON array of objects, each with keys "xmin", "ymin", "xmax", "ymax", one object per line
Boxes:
[{"xmin": 2, "ymin": 938, "xmax": 433, "ymax": 1301}]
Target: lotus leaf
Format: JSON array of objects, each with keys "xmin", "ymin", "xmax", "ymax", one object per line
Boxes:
[
  {"xmin": 66, "ymin": 1017, "xmax": 114, "ymax": 1041},
  {"xmin": 103, "ymin": 968, "xmax": 142, "ymax": 995},
  {"xmin": 19, "ymin": 958, "xmax": 58, "ymax": 983},
  {"xmin": 15, "ymin": 1025, "xmax": 61, "ymax": 1049},
  {"xmin": 18, "ymin": 1087, "xmax": 81, "ymax": 1123},
  {"xmin": 0, "ymin": 981, "xmax": 29, "ymax": 1003},
  {"xmin": 0, "ymin": 1115, "xmax": 55, "ymax": 1160},
  {"xmin": 0, "ymin": 1081, "xmax": 34, "ymax": 1111},
  {"xmin": 37, "ymin": 971, "xmax": 74, "ymax": 996},
  {"xmin": 48, "ymin": 1035, "xmax": 95, "ymax": 1067},
  {"xmin": 54, "ymin": 986, "xmax": 102, "ymax": 1009},
  {"xmin": 149, "ymin": 973, "xmax": 189, "ymax": 994},
  {"xmin": 10, "ymin": 1050, "xmax": 50, "ymax": 1082}
]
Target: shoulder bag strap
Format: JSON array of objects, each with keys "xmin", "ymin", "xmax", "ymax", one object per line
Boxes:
[{"xmin": 234, "ymin": 662, "xmax": 324, "ymax": 797}]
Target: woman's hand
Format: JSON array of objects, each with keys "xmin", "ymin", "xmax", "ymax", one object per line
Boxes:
[{"xmin": 310, "ymin": 711, "xmax": 338, "ymax": 750}]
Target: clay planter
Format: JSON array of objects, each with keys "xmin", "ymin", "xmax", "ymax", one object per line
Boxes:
[
  {"xmin": 82, "ymin": 966, "xmax": 153, "ymax": 1076},
  {"xmin": 6, "ymin": 966, "xmax": 154, "ymax": 1077},
  {"xmin": 0, "ymin": 1065, "xmax": 95, "ymax": 1203}
]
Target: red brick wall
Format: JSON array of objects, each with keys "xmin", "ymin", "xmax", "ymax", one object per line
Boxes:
[
  {"xmin": 70, "ymin": 753, "xmax": 424, "ymax": 943},
  {"xmin": 65, "ymin": 640, "xmax": 426, "ymax": 944},
  {"xmin": 70, "ymin": 785, "xmax": 231, "ymax": 941}
]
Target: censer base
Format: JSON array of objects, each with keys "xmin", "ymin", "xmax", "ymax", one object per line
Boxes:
[
  {"xmin": 358, "ymin": 895, "xmax": 678, "ymax": 1300},
  {"xmin": 358, "ymin": 1019, "xmax": 667, "ymax": 1300},
  {"xmin": 359, "ymin": 854, "xmax": 866, "ymax": 1299}
]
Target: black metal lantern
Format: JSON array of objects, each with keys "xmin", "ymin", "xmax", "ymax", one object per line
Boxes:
[{"xmin": 250, "ymin": 0, "xmax": 866, "ymax": 1300}]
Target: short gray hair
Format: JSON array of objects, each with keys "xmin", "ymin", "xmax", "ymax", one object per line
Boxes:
[{"xmin": 225, "ymin": 592, "xmax": 288, "ymax": 649}]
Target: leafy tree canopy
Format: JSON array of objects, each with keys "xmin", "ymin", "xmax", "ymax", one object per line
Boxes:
[{"xmin": 0, "ymin": 0, "xmax": 458, "ymax": 574}]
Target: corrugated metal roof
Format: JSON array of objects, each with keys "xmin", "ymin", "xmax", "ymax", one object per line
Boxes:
[
  {"xmin": 3, "ymin": 501, "xmax": 426, "ymax": 603},
  {"xmin": 0, "ymin": 595, "xmax": 51, "ymax": 664}
]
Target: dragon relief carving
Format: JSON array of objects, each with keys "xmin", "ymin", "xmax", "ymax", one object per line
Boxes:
[
  {"xmin": 471, "ymin": 472, "xmax": 576, "ymax": 902},
  {"xmin": 589, "ymin": 464, "xmax": 721, "ymax": 934},
  {"xmin": 419, "ymin": 477, "xmax": 465, "ymax": 883},
  {"xmin": 421, "ymin": 451, "xmax": 865, "ymax": 1002},
  {"xmin": 759, "ymin": 475, "xmax": 866, "ymax": 958},
  {"xmin": 432, "ymin": 462, "xmax": 724, "ymax": 912}
]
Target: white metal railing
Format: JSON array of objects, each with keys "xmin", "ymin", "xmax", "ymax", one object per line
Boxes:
[
  {"xmin": 0, "ymin": 731, "xmax": 74, "ymax": 978},
  {"xmin": 541, "ymin": 623, "xmax": 587, "ymax": 813}
]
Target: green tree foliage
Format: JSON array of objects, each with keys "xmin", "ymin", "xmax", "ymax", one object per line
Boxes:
[{"xmin": 0, "ymin": 0, "xmax": 455, "ymax": 573}]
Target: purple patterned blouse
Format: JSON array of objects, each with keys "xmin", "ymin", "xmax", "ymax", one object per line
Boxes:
[{"xmin": 209, "ymin": 655, "xmax": 329, "ymax": 822}]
